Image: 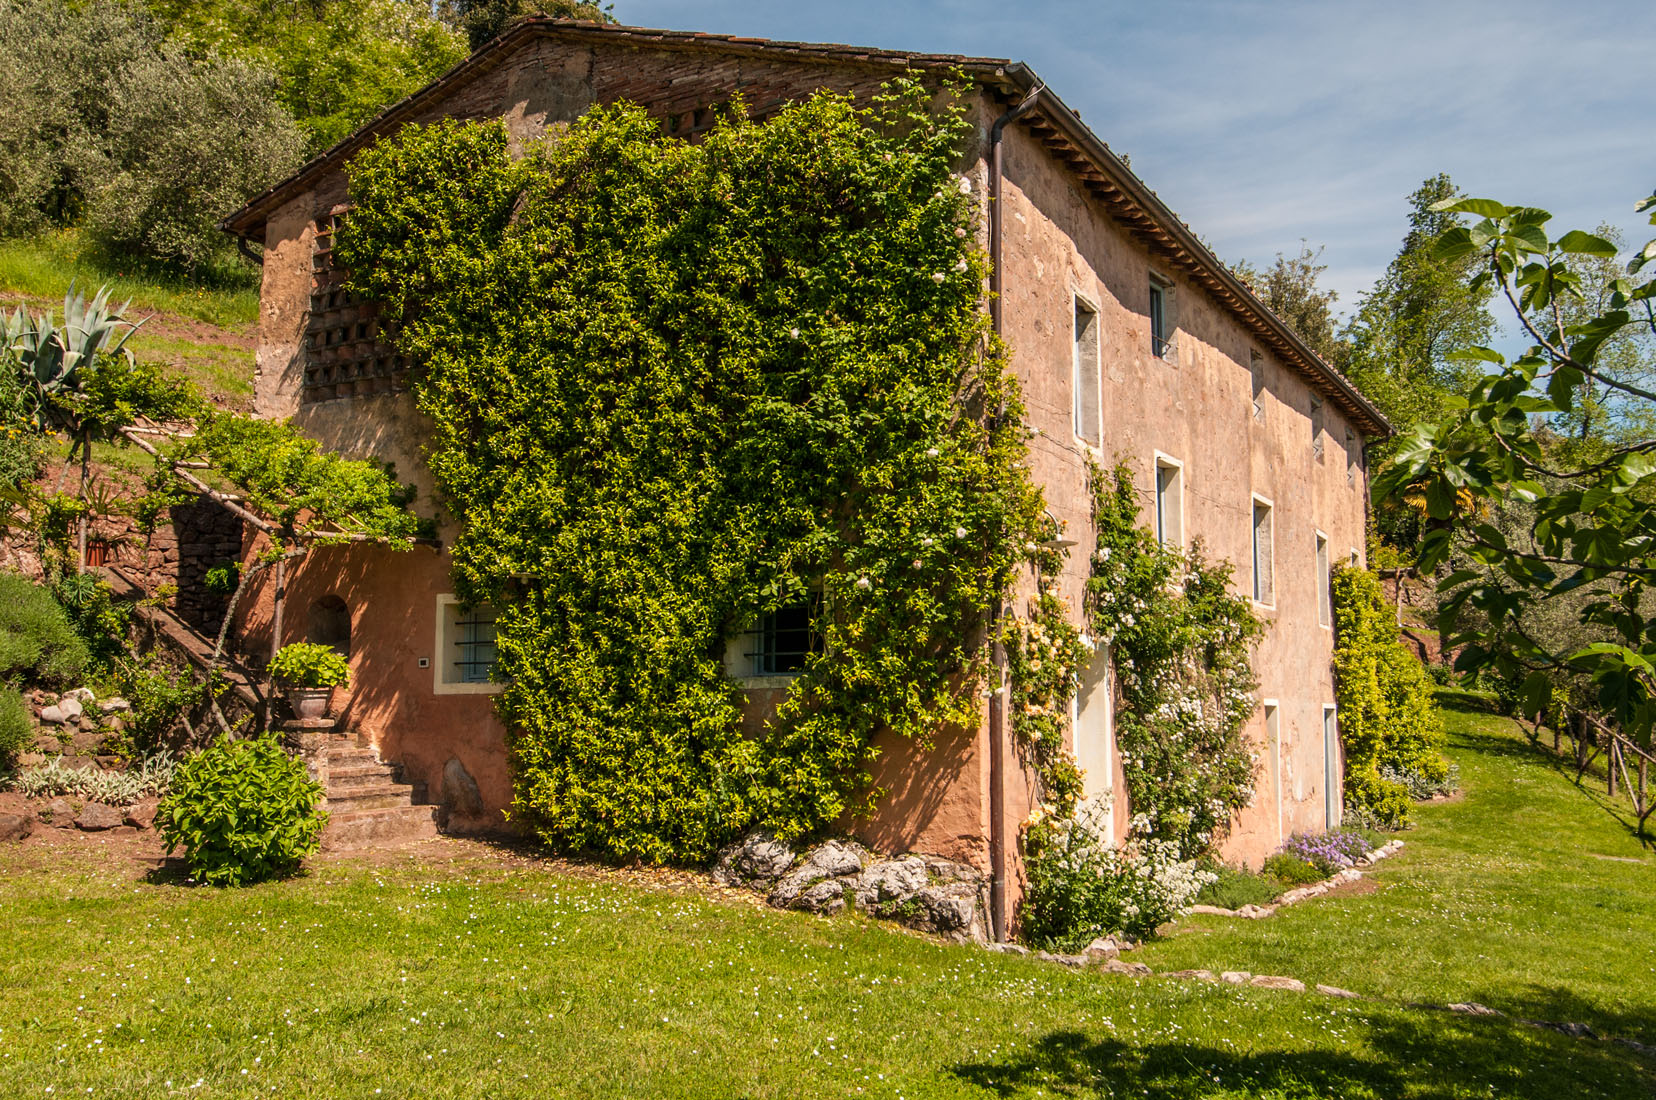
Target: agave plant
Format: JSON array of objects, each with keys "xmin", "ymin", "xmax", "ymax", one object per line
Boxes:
[{"xmin": 3, "ymin": 283, "xmax": 142, "ymax": 429}]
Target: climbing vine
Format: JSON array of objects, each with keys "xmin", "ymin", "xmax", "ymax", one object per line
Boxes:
[
  {"xmin": 1084, "ymin": 461, "xmax": 1262, "ymax": 859},
  {"xmin": 338, "ymin": 80, "xmax": 1048, "ymax": 863},
  {"xmin": 1002, "ymin": 521, "xmax": 1088, "ymax": 814}
]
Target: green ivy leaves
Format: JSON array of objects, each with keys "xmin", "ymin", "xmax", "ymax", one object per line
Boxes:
[{"xmin": 340, "ymin": 80, "xmax": 1047, "ymax": 863}]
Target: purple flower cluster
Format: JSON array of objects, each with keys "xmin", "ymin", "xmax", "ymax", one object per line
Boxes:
[{"xmin": 1280, "ymin": 830, "xmax": 1374, "ymax": 874}]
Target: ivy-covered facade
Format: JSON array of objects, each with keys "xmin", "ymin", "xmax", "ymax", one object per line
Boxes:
[{"xmin": 222, "ymin": 21, "xmax": 1388, "ymax": 922}]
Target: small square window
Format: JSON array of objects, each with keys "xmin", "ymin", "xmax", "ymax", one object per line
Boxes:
[
  {"xmin": 435, "ymin": 596, "xmax": 504, "ymax": 694},
  {"xmin": 731, "ymin": 597, "xmax": 823, "ymax": 680}
]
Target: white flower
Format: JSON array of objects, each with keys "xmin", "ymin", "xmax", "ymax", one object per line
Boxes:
[
  {"xmin": 958, "ymin": 176, "xmax": 973, "ymax": 193},
  {"xmin": 790, "ymin": 328, "xmax": 800, "ymax": 338},
  {"xmin": 855, "ymin": 576, "xmax": 872, "ymax": 590},
  {"xmin": 931, "ymin": 272, "xmax": 946, "ymax": 283},
  {"xmin": 955, "ymin": 526, "xmax": 968, "ymax": 538},
  {"xmin": 922, "ymin": 537, "xmax": 934, "ymax": 547},
  {"xmin": 954, "ymin": 259, "xmax": 969, "ymax": 273},
  {"xmin": 912, "ymin": 559, "xmax": 922, "ymax": 569},
  {"xmin": 1100, "ymin": 546, "xmax": 1111, "ymax": 560},
  {"xmin": 954, "ymin": 226, "xmax": 967, "ymax": 238}
]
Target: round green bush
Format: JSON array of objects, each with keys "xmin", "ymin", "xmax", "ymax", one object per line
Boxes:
[
  {"xmin": 1261, "ymin": 853, "xmax": 1325, "ymax": 888},
  {"xmin": 268, "ymin": 642, "xmax": 350, "ymax": 689},
  {"xmin": 0, "ymin": 686, "xmax": 31, "ymax": 766},
  {"xmin": 156, "ymin": 735, "xmax": 327, "ymax": 886},
  {"xmin": 0, "ymin": 572, "xmax": 90, "ymax": 687}
]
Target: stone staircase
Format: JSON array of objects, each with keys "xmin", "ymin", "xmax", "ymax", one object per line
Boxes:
[{"xmin": 321, "ymin": 734, "xmax": 439, "ymax": 850}]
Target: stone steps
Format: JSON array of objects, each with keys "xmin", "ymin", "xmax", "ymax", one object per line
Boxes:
[{"xmin": 318, "ymin": 736, "xmax": 440, "ymax": 851}]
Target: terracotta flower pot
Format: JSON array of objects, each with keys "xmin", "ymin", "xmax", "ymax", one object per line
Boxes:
[{"xmin": 285, "ymin": 686, "xmax": 334, "ymax": 720}]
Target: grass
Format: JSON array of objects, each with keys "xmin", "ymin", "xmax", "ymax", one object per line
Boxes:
[
  {"xmin": 1137, "ymin": 688, "xmax": 1656, "ymax": 1046},
  {"xmin": 0, "ymin": 230, "xmax": 258, "ymax": 329},
  {"xmin": 1, "ymin": 696, "xmax": 1652, "ymax": 1098},
  {"xmin": 1, "ymin": 231, "xmax": 257, "ymax": 411}
]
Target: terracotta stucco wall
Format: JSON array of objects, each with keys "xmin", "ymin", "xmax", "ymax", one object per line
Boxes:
[{"xmin": 993, "ymin": 117, "xmax": 1370, "ymax": 869}]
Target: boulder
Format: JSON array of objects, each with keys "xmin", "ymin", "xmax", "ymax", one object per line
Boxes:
[
  {"xmin": 1236, "ymin": 904, "xmax": 1276, "ymax": 919},
  {"xmin": 76, "ymin": 803, "xmax": 124, "ymax": 831},
  {"xmin": 1186, "ymin": 904, "xmax": 1237, "ymax": 917},
  {"xmin": 65, "ymin": 688, "xmax": 96, "ymax": 704},
  {"xmin": 1249, "ymin": 975, "xmax": 1306, "ymax": 992},
  {"xmin": 1316, "ymin": 984, "xmax": 1359, "ymax": 998},
  {"xmin": 1082, "ymin": 936, "xmax": 1121, "ymax": 960},
  {"xmin": 0, "ymin": 812, "xmax": 33, "ymax": 842},
  {"xmin": 1164, "ymin": 969, "xmax": 1217, "ymax": 982},
  {"xmin": 16, "ymin": 752, "xmax": 45, "ymax": 768},
  {"xmin": 792, "ymin": 879, "xmax": 851, "ymax": 915},
  {"xmin": 1035, "ymin": 951, "xmax": 1088, "ymax": 968},
  {"xmin": 441, "ymin": 757, "xmax": 484, "ymax": 818},
  {"xmin": 124, "ymin": 799, "xmax": 159, "ymax": 830},
  {"xmin": 1102, "ymin": 959, "xmax": 1153, "ymax": 976},
  {"xmin": 711, "ymin": 832, "xmax": 796, "ymax": 887},
  {"xmin": 58, "ymin": 697, "xmax": 84, "ymax": 720},
  {"xmin": 985, "ymin": 942, "xmax": 1029, "ymax": 956},
  {"xmin": 913, "ymin": 883, "xmax": 980, "ymax": 936},
  {"xmin": 855, "ymin": 855, "xmax": 928, "ymax": 909},
  {"xmin": 39, "ymin": 705, "xmax": 69, "ymax": 725},
  {"xmin": 1219, "ymin": 971, "xmax": 1251, "ymax": 985},
  {"xmin": 99, "ymin": 698, "xmax": 131, "ymax": 714},
  {"xmin": 42, "ymin": 798, "xmax": 75, "ymax": 827},
  {"xmin": 769, "ymin": 840, "xmax": 867, "ymax": 907}
]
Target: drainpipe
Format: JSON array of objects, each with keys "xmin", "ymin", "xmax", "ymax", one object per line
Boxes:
[{"xmin": 986, "ymin": 82, "xmax": 1042, "ymax": 944}]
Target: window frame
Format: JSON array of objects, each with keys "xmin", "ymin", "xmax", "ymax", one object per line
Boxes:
[
  {"xmin": 1148, "ymin": 274, "xmax": 1175, "ymax": 362},
  {"xmin": 1251, "ymin": 494, "xmax": 1276, "ymax": 608},
  {"xmin": 433, "ymin": 594, "xmax": 506, "ymax": 696},
  {"xmin": 1153, "ymin": 452, "xmax": 1184, "ymax": 548},
  {"xmin": 1315, "ymin": 530, "xmax": 1331, "ymax": 629},
  {"xmin": 1072, "ymin": 293, "xmax": 1103, "ymax": 447}
]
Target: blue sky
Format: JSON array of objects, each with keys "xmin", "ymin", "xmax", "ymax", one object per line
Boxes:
[{"xmin": 617, "ymin": 0, "xmax": 1653, "ymax": 321}]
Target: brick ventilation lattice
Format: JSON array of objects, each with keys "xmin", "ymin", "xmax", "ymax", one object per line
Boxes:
[{"xmin": 304, "ymin": 211, "xmax": 406, "ymax": 403}]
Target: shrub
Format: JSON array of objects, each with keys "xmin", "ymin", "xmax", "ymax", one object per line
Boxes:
[
  {"xmin": 1021, "ymin": 795, "xmax": 1217, "ymax": 949},
  {"xmin": 0, "ymin": 686, "xmax": 31, "ymax": 767},
  {"xmin": 1380, "ymin": 761, "xmax": 1460, "ymax": 801},
  {"xmin": 1261, "ymin": 853, "xmax": 1324, "ymax": 887},
  {"xmin": 1331, "ymin": 566, "xmax": 1451, "ymax": 826},
  {"xmin": 48, "ymin": 570, "xmax": 131, "ymax": 672},
  {"xmin": 1279, "ymin": 829, "xmax": 1374, "ymax": 876},
  {"xmin": 157, "ymin": 736, "xmax": 325, "ymax": 886},
  {"xmin": 268, "ymin": 643, "xmax": 350, "ymax": 689},
  {"xmin": 1193, "ymin": 861, "xmax": 1286, "ymax": 910},
  {"xmin": 112, "ymin": 657, "xmax": 222, "ymax": 755},
  {"xmin": 14, "ymin": 751, "xmax": 174, "ymax": 803},
  {"xmin": 0, "ymin": 572, "xmax": 90, "ymax": 686}
]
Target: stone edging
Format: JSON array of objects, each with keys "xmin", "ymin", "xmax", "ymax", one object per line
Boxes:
[{"xmin": 1185, "ymin": 839, "xmax": 1407, "ymax": 920}]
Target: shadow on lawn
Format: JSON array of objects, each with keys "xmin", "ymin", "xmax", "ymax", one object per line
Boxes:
[
  {"xmin": 1470, "ymin": 981, "xmax": 1656, "ymax": 1049},
  {"xmin": 949, "ymin": 1008, "xmax": 1653, "ymax": 1099}
]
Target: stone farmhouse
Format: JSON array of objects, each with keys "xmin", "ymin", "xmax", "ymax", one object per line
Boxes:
[{"xmin": 221, "ymin": 19, "xmax": 1389, "ymax": 934}]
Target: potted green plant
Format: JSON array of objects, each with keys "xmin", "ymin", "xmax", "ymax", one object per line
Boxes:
[{"xmin": 269, "ymin": 642, "xmax": 350, "ymax": 720}]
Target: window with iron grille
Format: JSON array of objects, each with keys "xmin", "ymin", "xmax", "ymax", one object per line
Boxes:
[
  {"xmin": 738, "ymin": 598, "xmax": 822, "ymax": 678},
  {"xmin": 451, "ymin": 604, "xmax": 498, "ymax": 684}
]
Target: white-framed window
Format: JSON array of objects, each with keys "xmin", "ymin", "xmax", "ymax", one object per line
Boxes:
[
  {"xmin": 726, "ymin": 597, "xmax": 822, "ymax": 683},
  {"xmin": 1263, "ymin": 699, "xmax": 1282, "ymax": 843},
  {"xmin": 1251, "ymin": 495, "xmax": 1275, "ymax": 607},
  {"xmin": 1072, "ymin": 295, "xmax": 1102, "ymax": 447},
  {"xmin": 1310, "ymin": 394, "xmax": 1325, "ymax": 461},
  {"xmin": 1153, "ymin": 453, "xmax": 1183, "ymax": 547},
  {"xmin": 1149, "ymin": 275, "xmax": 1175, "ymax": 361},
  {"xmin": 434, "ymin": 595, "xmax": 504, "ymax": 695},
  {"xmin": 1323, "ymin": 704, "xmax": 1341, "ymax": 828},
  {"xmin": 1315, "ymin": 531, "xmax": 1331, "ymax": 629}
]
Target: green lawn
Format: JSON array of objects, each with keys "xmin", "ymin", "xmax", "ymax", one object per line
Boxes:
[
  {"xmin": 1138, "ymin": 689, "xmax": 1656, "ymax": 1047},
  {"xmin": 1, "ymin": 698, "xmax": 1652, "ymax": 1098},
  {"xmin": 0, "ymin": 230, "xmax": 258, "ymax": 329}
]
